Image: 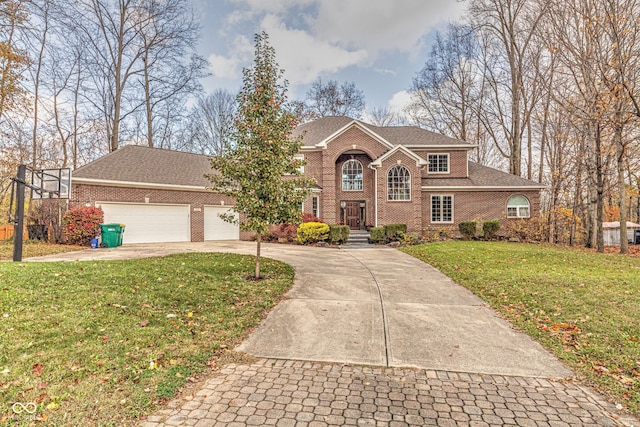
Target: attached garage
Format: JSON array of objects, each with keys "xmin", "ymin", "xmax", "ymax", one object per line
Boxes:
[
  {"xmin": 71, "ymin": 146, "xmax": 240, "ymax": 242},
  {"xmin": 99, "ymin": 202, "xmax": 190, "ymax": 244},
  {"xmin": 204, "ymin": 206, "xmax": 239, "ymax": 240}
]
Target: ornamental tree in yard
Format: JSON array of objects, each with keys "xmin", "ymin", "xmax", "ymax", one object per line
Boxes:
[{"xmin": 208, "ymin": 32, "xmax": 313, "ymax": 279}]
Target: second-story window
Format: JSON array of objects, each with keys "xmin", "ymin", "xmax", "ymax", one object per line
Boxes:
[
  {"xmin": 427, "ymin": 154, "xmax": 449, "ymax": 173},
  {"xmin": 342, "ymin": 159, "xmax": 363, "ymax": 191}
]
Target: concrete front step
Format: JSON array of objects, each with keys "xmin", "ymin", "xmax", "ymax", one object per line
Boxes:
[{"xmin": 346, "ymin": 231, "xmax": 370, "ymax": 247}]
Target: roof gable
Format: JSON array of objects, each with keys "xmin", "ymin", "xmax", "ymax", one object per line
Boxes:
[
  {"xmin": 294, "ymin": 116, "xmax": 475, "ymax": 149},
  {"xmin": 295, "ymin": 117, "xmax": 394, "ymax": 150},
  {"xmin": 370, "ymin": 145, "xmax": 428, "ymax": 168}
]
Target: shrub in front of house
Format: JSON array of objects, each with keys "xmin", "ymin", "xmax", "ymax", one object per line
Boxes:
[
  {"xmin": 482, "ymin": 219, "xmax": 500, "ymax": 240},
  {"xmin": 504, "ymin": 217, "xmax": 545, "ymax": 242},
  {"xmin": 329, "ymin": 225, "xmax": 350, "ymax": 244},
  {"xmin": 269, "ymin": 223, "xmax": 298, "ymax": 243},
  {"xmin": 301, "ymin": 212, "xmax": 321, "ymax": 223},
  {"xmin": 459, "ymin": 221, "xmax": 477, "ymax": 240},
  {"xmin": 296, "ymin": 221, "xmax": 330, "ymax": 244},
  {"xmin": 62, "ymin": 206, "xmax": 104, "ymax": 246},
  {"xmin": 369, "ymin": 227, "xmax": 385, "ymax": 243},
  {"xmin": 384, "ymin": 224, "xmax": 407, "ymax": 241}
]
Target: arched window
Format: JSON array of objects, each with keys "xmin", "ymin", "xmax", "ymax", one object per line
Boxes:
[
  {"xmin": 342, "ymin": 159, "xmax": 363, "ymax": 191},
  {"xmin": 388, "ymin": 165, "xmax": 410, "ymax": 201},
  {"xmin": 507, "ymin": 195, "xmax": 530, "ymax": 218}
]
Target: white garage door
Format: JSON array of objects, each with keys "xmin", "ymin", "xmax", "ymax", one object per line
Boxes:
[
  {"xmin": 99, "ymin": 202, "xmax": 190, "ymax": 244},
  {"xmin": 204, "ymin": 206, "xmax": 239, "ymax": 240}
]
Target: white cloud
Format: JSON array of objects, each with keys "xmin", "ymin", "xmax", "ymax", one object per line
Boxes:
[
  {"xmin": 207, "ymin": 35, "xmax": 253, "ymax": 79},
  {"xmin": 261, "ymin": 14, "xmax": 369, "ymax": 85},
  {"xmin": 230, "ymin": 0, "xmax": 316, "ymax": 15},
  {"xmin": 218, "ymin": 0, "xmax": 467, "ymax": 82},
  {"xmin": 200, "ymin": 0, "xmax": 469, "ymax": 101},
  {"xmin": 388, "ymin": 90, "xmax": 413, "ymax": 113},
  {"xmin": 312, "ymin": 1, "xmax": 466, "ymax": 55}
]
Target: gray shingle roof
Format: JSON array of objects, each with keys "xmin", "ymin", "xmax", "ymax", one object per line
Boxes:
[
  {"xmin": 423, "ymin": 162, "xmax": 545, "ymax": 188},
  {"xmin": 73, "ymin": 145, "xmax": 212, "ymax": 187},
  {"xmin": 293, "ymin": 116, "xmax": 473, "ymax": 148}
]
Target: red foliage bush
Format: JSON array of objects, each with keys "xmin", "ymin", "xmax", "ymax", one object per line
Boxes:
[
  {"xmin": 62, "ymin": 206, "xmax": 104, "ymax": 246},
  {"xmin": 269, "ymin": 223, "xmax": 298, "ymax": 242},
  {"xmin": 301, "ymin": 213, "xmax": 321, "ymax": 223}
]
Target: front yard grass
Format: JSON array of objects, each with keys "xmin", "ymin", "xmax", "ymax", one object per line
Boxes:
[
  {"xmin": 0, "ymin": 240, "xmax": 83, "ymax": 261},
  {"xmin": 0, "ymin": 253, "xmax": 294, "ymax": 425},
  {"xmin": 402, "ymin": 241, "xmax": 640, "ymax": 415}
]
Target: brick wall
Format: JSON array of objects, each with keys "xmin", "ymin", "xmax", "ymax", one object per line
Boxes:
[
  {"xmin": 72, "ymin": 183, "xmax": 233, "ymax": 242},
  {"xmin": 319, "ymin": 126, "xmax": 389, "ymax": 225},
  {"xmin": 376, "ymin": 151, "xmax": 423, "ymax": 232},
  {"xmin": 301, "ymin": 150, "xmax": 323, "ymax": 185},
  {"xmin": 415, "ymin": 150, "xmax": 469, "ymax": 179},
  {"xmin": 335, "ymin": 153, "xmax": 375, "ymax": 227},
  {"xmin": 422, "ymin": 189, "xmax": 541, "ymax": 236}
]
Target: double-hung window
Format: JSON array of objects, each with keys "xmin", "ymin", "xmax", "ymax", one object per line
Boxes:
[
  {"xmin": 431, "ymin": 195, "xmax": 453, "ymax": 223},
  {"xmin": 312, "ymin": 196, "xmax": 319, "ymax": 218},
  {"xmin": 427, "ymin": 154, "xmax": 449, "ymax": 174}
]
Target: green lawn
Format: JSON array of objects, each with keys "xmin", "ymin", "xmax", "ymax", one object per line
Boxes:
[
  {"xmin": 402, "ymin": 241, "xmax": 640, "ymax": 415},
  {"xmin": 0, "ymin": 253, "xmax": 294, "ymax": 426}
]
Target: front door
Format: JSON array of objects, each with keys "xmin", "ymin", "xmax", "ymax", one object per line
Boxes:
[{"xmin": 345, "ymin": 201, "xmax": 361, "ymax": 230}]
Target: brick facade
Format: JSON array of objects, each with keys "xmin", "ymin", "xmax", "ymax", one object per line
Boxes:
[
  {"xmin": 415, "ymin": 149, "xmax": 468, "ymax": 179},
  {"xmin": 298, "ymin": 122, "xmax": 543, "ymax": 236},
  {"xmin": 421, "ymin": 190, "xmax": 541, "ymax": 236},
  {"xmin": 71, "ymin": 118, "xmax": 544, "ymax": 243},
  {"xmin": 72, "ymin": 183, "xmax": 234, "ymax": 242}
]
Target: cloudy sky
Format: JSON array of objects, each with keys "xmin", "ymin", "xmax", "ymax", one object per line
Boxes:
[{"xmin": 194, "ymin": 0, "xmax": 468, "ymax": 113}]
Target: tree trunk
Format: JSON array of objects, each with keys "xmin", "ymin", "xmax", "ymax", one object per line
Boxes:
[
  {"xmin": 595, "ymin": 123, "xmax": 604, "ymax": 253},
  {"xmin": 255, "ymin": 233, "xmax": 261, "ymax": 279},
  {"xmin": 616, "ymin": 122, "xmax": 628, "ymax": 254},
  {"xmin": 32, "ymin": 1, "xmax": 49, "ymax": 168},
  {"xmin": 143, "ymin": 54, "xmax": 153, "ymax": 147}
]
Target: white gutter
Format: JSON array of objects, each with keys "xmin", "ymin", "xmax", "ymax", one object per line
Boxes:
[
  {"xmin": 407, "ymin": 144, "xmax": 478, "ymax": 149},
  {"xmin": 422, "ymin": 185, "xmax": 548, "ymax": 191}
]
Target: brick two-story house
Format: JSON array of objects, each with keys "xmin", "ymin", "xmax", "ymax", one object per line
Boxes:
[
  {"xmin": 296, "ymin": 116, "xmax": 543, "ymax": 234},
  {"xmin": 71, "ymin": 116, "xmax": 543, "ymax": 244}
]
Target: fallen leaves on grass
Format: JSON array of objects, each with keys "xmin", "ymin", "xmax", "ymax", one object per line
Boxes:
[
  {"xmin": 538, "ymin": 322, "xmax": 582, "ymax": 349},
  {"xmin": 32, "ymin": 363, "xmax": 44, "ymax": 377}
]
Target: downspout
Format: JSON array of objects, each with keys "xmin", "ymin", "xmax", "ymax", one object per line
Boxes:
[{"xmin": 370, "ymin": 165, "xmax": 378, "ymax": 227}]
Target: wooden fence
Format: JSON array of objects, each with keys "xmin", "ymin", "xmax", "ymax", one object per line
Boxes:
[{"xmin": 0, "ymin": 224, "xmax": 29, "ymax": 240}]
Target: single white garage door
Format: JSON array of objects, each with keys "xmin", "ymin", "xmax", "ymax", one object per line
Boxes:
[
  {"xmin": 204, "ymin": 206, "xmax": 239, "ymax": 240},
  {"xmin": 99, "ymin": 202, "xmax": 190, "ymax": 244}
]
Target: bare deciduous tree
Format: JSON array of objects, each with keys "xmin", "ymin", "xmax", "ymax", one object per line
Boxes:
[
  {"xmin": 186, "ymin": 89, "xmax": 237, "ymax": 156},
  {"xmin": 302, "ymin": 78, "xmax": 365, "ymax": 119}
]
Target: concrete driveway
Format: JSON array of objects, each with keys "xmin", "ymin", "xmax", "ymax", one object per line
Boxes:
[{"xmin": 30, "ymin": 241, "xmax": 570, "ymax": 378}]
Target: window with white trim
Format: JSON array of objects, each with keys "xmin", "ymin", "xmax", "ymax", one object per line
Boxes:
[
  {"xmin": 427, "ymin": 154, "xmax": 449, "ymax": 173},
  {"xmin": 387, "ymin": 165, "xmax": 411, "ymax": 201},
  {"xmin": 342, "ymin": 159, "xmax": 363, "ymax": 191},
  {"xmin": 431, "ymin": 195, "xmax": 453, "ymax": 223},
  {"xmin": 507, "ymin": 195, "xmax": 530, "ymax": 218},
  {"xmin": 312, "ymin": 196, "xmax": 319, "ymax": 218},
  {"xmin": 293, "ymin": 154, "xmax": 305, "ymax": 174}
]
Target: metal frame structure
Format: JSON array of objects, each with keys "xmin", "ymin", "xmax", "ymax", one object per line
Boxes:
[{"xmin": 9, "ymin": 165, "xmax": 71, "ymax": 261}]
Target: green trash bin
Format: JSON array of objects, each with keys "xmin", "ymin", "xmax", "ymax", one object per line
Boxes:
[
  {"xmin": 100, "ymin": 223, "xmax": 125, "ymax": 248},
  {"xmin": 116, "ymin": 224, "xmax": 125, "ymax": 246}
]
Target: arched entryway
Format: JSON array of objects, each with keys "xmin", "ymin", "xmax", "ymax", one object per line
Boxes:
[{"xmin": 335, "ymin": 151, "xmax": 374, "ymax": 230}]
